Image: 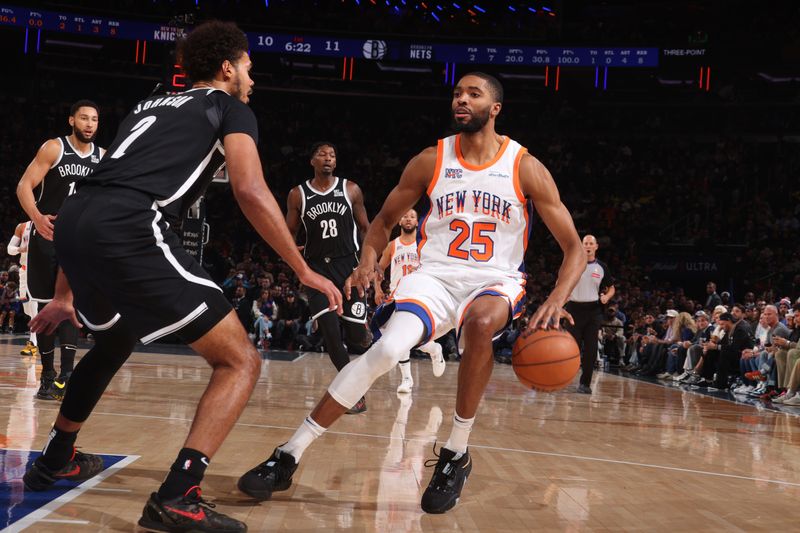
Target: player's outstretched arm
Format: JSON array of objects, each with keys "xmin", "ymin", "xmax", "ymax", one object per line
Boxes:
[
  {"xmin": 16, "ymin": 139, "xmax": 62, "ymax": 241},
  {"xmin": 519, "ymin": 154, "xmax": 586, "ymax": 330},
  {"xmin": 224, "ymin": 133, "xmax": 342, "ymax": 314},
  {"xmin": 345, "ymin": 147, "xmax": 434, "ymax": 298}
]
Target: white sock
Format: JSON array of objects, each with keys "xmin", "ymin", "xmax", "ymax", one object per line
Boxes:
[
  {"xmin": 444, "ymin": 413, "xmax": 475, "ymax": 455},
  {"xmin": 279, "ymin": 416, "xmax": 326, "ymax": 463},
  {"xmin": 399, "ymin": 359, "xmax": 412, "ymax": 381}
]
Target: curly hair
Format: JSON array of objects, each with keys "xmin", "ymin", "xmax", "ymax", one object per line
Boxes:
[{"xmin": 178, "ymin": 20, "xmax": 249, "ymax": 83}]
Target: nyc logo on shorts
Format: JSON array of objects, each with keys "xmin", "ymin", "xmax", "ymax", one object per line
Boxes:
[{"xmin": 444, "ymin": 168, "xmax": 463, "ymax": 180}]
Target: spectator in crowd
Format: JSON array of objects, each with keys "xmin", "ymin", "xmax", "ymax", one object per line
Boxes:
[
  {"xmin": 712, "ymin": 312, "xmax": 754, "ymax": 390},
  {"xmin": 771, "ymin": 310, "xmax": 800, "ymax": 402},
  {"xmin": 742, "ymin": 305, "xmax": 790, "ymax": 399},
  {"xmin": 273, "ymin": 291, "xmax": 307, "ymax": 350},
  {"xmin": 705, "ymin": 282, "xmax": 722, "ymax": 311},
  {"xmin": 229, "ymin": 285, "xmax": 253, "ymax": 332},
  {"xmin": 744, "ymin": 304, "xmax": 760, "ymax": 331},
  {"xmin": 600, "ymin": 305, "xmax": 625, "ymax": 367},
  {"xmin": 0, "ymin": 280, "xmax": 20, "ymax": 333},
  {"xmin": 635, "ymin": 310, "xmax": 680, "ymax": 377},
  {"xmin": 252, "ymin": 290, "xmax": 278, "ymax": 349},
  {"xmin": 656, "ymin": 312, "xmax": 697, "ymax": 379},
  {"xmin": 672, "ymin": 310, "xmax": 714, "ymax": 381},
  {"xmin": 681, "ymin": 306, "xmax": 727, "ymax": 384},
  {"xmin": 778, "ymin": 298, "xmax": 791, "ymax": 324}
]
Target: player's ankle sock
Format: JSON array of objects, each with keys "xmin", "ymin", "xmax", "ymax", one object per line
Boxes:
[
  {"xmin": 157, "ymin": 448, "xmax": 209, "ymax": 500},
  {"xmin": 40, "ymin": 351, "xmax": 55, "ymax": 374},
  {"xmin": 60, "ymin": 345, "xmax": 76, "ymax": 376},
  {"xmin": 279, "ymin": 416, "xmax": 326, "ymax": 462},
  {"xmin": 399, "ymin": 359, "xmax": 412, "ymax": 380},
  {"xmin": 444, "ymin": 413, "xmax": 475, "ymax": 456},
  {"xmin": 40, "ymin": 427, "xmax": 79, "ymax": 470}
]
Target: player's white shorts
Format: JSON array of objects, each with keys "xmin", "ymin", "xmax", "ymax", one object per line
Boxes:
[{"xmin": 375, "ymin": 268, "xmax": 525, "ymax": 351}]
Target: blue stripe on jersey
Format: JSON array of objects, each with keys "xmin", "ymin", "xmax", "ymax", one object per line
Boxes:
[
  {"xmin": 416, "ymin": 196, "xmax": 432, "ymax": 249},
  {"xmin": 518, "ymin": 199, "xmax": 534, "ymax": 273}
]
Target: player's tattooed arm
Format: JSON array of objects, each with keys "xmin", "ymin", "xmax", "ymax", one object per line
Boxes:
[{"xmin": 519, "ymin": 153, "xmax": 585, "ymax": 330}]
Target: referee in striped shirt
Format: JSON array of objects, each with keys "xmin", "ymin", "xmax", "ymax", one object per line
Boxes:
[{"xmin": 565, "ymin": 235, "xmax": 615, "ymax": 395}]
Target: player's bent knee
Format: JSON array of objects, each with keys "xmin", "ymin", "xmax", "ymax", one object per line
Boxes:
[{"xmin": 462, "ymin": 313, "xmax": 497, "ymax": 338}]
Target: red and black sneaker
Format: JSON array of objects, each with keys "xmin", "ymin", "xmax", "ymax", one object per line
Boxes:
[
  {"xmin": 138, "ymin": 486, "xmax": 247, "ymax": 532},
  {"xmin": 24, "ymin": 449, "xmax": 105, "ymax": 491}
]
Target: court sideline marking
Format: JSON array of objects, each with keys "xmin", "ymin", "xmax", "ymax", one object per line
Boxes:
[
  {"xmin": 24, "ymin": 407, "xmax": 800, "ymax": 490},
  {"xmin": 1, "ymin": 455, "xmax": 139, "ymax": 533}
]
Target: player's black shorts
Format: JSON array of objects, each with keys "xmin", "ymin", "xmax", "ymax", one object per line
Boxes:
[
  {"xmin": 53, "ymin": 186, "xmax": 231, "ymax": 344},
  {"xmin": 306, "ymin": 254, "xmax": 367, "ymax": 324},
  {"xmin": 27, "ymin": 231, "xmax": 58, "ymax": 302}
]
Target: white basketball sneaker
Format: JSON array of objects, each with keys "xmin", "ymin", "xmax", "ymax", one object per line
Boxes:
[
  {"xmin": 426, "ymin": 342, "xmax": 446, "ymax": 378},
  {"xmin": 397, "ymin": 376, "xmax": 414, "ymax": 394}
]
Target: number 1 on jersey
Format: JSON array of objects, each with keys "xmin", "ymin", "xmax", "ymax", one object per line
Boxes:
[{"xmin": 110, "ymin": 116, "xmax": 157, "ymax": 159}]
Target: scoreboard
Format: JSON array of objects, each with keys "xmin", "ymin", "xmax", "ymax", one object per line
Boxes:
[{"xmin": 0, "ymin": 3, "xmax": 660, "ymax": 67}]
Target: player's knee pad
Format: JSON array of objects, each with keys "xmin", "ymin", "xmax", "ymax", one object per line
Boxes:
[
  {"xmin": 328, "ymin": 338, "xmax": 410, "ymax": 407},
  {"xmin": 60, "ymin": 320, "xmax": 137, "ymax": 423}
]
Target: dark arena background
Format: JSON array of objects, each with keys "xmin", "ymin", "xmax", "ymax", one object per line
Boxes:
[{"xmin": 1, "ymin": 1, "xmax": 799, "ymax": 531}]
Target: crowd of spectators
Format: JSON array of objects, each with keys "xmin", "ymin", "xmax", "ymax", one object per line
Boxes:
[{"xmin": 604, "ymin": 290, "xmax": 800, "ymax": 406}]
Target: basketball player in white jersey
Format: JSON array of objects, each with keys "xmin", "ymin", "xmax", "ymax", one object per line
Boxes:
[
  {"xmin": 238, "ymin": 72, "xmax": 586, "ymax": 514},
  {"xmin": 374, "ymin": 208, "xmax": 446, "ymax": 393},
  {"xmin": 7, "ymin": 221, "xmax": 38, "ymax": 356}
]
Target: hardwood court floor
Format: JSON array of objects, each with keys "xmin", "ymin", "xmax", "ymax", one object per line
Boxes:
[{"xmin": 1, "ymin": 339, "xmax": 799, "ymax": 532}]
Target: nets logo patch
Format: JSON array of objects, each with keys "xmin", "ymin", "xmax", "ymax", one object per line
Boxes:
[
  {"xmin": 445, "ymin": 168, "xmax": 463, "ymax": 180},
  {"xmin": 351, "ymin": 302, "xmax": 366, "ymax": 318}
]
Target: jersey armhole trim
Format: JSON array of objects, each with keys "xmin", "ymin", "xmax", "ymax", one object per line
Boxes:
[
  {"xmin": 49, "ymin": 137, "xmax": 65, "ymax": 169},
  {"xmin": 298, "ymin": 186, "xmax": 309, "ymax": 253},
  {"xmin": 425, "ymin": 139, "xmax": 445, "ymax": 197},
  {"xmin": 512, "ymin": 147, "xmax": 528, "ymax": 204}
]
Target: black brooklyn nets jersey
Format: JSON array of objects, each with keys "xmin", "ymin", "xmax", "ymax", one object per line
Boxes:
[
  {"xmin": 83, "ymin": 87, "xmax": 258, "ymax": 222},
  {"xmin": 300, "ymin": 177, "xmax": 359, "ymax": 261},
  {"xmin": 35, "ymin": 137, "xmax": 102, "ymax": 215}
]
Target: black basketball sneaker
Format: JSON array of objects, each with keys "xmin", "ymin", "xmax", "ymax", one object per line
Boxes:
[
  {"xmin": 237, "ymin": 447, "xmax": 297, "ymax": 501},
  {"xmin": 24, "ymin": 449, "xmax": 105, "ymax": 491},
  {"xmin": 138, "ymin": 486, "xmax": 247, "ymax": 532},
  {"xmin": 421, "ymin": 445, "xmax": 472, "ymax": 514},
  {"xmin": 345, "ymin": 396, "xmax": 367, "ymax": 415},
  {"xmin": 36, "ymin": 370, "xmax": 58, "ymax": 400}
]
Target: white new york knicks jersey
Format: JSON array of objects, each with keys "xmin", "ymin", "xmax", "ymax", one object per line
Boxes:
[
  {"xmin": 418, "ymin": 134, "xmax": 530, "ymax": 281},
  {"xmin": 389, "ymin": 237, "xmax": 419, "ymax": 291}
]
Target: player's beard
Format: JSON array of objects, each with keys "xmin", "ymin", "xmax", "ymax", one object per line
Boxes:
[
  {"xmin": 451, "ymin": 107, "xmax": 490, "ymax": 133},
  {"xmin": 400, "ymin": 225, "xmax": 417, "ymax": 235},
  {"xmin": 73, "ymin": 125, "xmax": 96, "ymax": 144}
]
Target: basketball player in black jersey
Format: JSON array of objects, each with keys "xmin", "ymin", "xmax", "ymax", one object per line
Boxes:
[
  {"xmin": 286, "ymin": 142, "xmax": 371, "ymax": 413},
  {"xmin": 24, "ymin": 21, "xmax": 340, "ymax": 533},
  {"xmin": 16, "ymin": 100, "xmax": 104, "ymax": 401}
]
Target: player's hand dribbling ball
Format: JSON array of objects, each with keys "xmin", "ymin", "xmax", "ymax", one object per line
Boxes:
[{"xmin": 512, "ymin": 330, "xmax": 580, "ymax": 391}]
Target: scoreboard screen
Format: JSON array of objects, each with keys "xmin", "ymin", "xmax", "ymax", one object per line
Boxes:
[{"xmin": 1, "ymin": 3, "xmax": 661, "ymax": 67}]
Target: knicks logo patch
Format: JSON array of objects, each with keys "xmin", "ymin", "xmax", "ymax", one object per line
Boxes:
[{"xmin": 444, "ymin": 168, "xmax": 463, "ymax": 179}]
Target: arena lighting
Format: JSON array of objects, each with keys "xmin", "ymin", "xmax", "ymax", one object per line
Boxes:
[
  {"xmin": 431, "ymin": 11, "xmax": 440, "ymax": 21},
  {"xmin": 473, "ymin": 4, "xmax": 486, "ymax": 13},
  {"xmin": 452, "ymin": 2, "xmax": 460, "ymax": 7},
  {"xmin": 508, "ymin": 5, "xmax": 516, "ymax": 11}
]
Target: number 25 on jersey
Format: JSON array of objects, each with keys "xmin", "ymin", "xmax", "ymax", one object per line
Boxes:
[{"xmin": 447, "ymin": 220, "xmax": 496, "ymax": 262}]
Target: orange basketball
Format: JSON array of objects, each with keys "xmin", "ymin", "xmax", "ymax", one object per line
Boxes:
[{"xmin": 512, "ymin": 329, "xmax": 580, "ymax": 391}]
